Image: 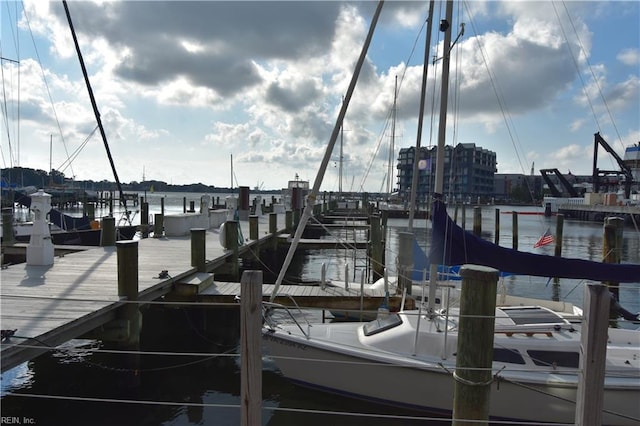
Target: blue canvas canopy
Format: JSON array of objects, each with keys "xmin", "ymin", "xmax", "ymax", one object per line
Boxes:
[{"xmin": 428, "ymin": 198, "xmax": 640, "ymax": 283}]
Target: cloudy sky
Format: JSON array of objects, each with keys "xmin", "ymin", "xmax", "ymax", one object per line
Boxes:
[{"xmin": 1, "ymin": 1, "xmax": 638, "ymax": 192}]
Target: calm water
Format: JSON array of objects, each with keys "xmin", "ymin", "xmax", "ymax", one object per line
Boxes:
[{"xmin": 2, "ymin": 194, "xmax": 639, "ymax": 425}]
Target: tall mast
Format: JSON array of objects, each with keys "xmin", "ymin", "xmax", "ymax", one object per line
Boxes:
[
  {"xmin": 427, "ymin": 0, "xmax": 455, "ymax": 314},
  {"xmin": 62, "ymin": 0, "xmax": 130, "ymax": 224},
  {"xmin": 270, "ymin": 1, "xmax": 385, "ymax": 301},
  {"xmin": 408, "ymin": 0, "xmax": 435, "ymax": 230},
  {"xmin": 387, "ymin": 76, "xmax": 398, "ymax": 198}
]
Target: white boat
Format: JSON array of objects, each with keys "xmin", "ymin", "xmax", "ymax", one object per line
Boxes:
[{"xmin": 263, "ymin": 304, "xmax": 639, "ymax": 424}]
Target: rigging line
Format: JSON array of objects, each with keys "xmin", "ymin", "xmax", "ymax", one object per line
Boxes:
[
  {"xmin": 21, "ymin": 3, "xmax": 75, "ymax": 179},
  {"xmin": 1, "ymin": 1, "xmax": 20, "ymax": 167},
  {"xmin": 559, "ymin": 1, "xmax": 626, "ymax": 152},
  {"xmin": 57, "ymin": 125, "xmax": 99, "ymax": 173}
]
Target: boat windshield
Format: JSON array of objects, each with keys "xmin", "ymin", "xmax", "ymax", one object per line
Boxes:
[{"xmin": 363, "ymin": 314, "xmax": 402, "ymax": 336}]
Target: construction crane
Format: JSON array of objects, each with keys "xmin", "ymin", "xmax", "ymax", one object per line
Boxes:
[{"xmin": 592, "ymin": 132, "xmax": 634, "ymax": 198}]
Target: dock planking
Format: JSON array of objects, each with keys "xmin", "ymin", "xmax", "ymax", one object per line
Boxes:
[{"xmin": 1, "ymin": 211, "xmax": 393, "ymax": 372}]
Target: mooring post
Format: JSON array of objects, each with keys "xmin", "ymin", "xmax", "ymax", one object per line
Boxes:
[
  {"xmin": 190, "ymin": 228, "xmax": 206, "ymax": 272},
  {"xmin": 141, "ymin": 201, "xmax": 149, "ymax": 238},
  {"xmin": 293, "ymin": 208, "xmax": 301, "ymax": 229},
  {"xmin": 553, "ymin": 214, "xmax": 564, "ymax": 285},
  {"xmin": 160, "ymin": 196, "xmax": 165, "ymax": 215},
  {"xmin": 494, "ymin": 208, "xmax": 500, "ymax": 245},
  {"xmin": 100, "ymin": 216, "xmax": 116, "ymax": 246},
  {"xmin": 86, "ymin": 202, "xmax": 95, "ymax": 221},
  {"xmin": 1, "ymin": 208, "xmax": 15, "ymax": 246},
  {"xmin": 473, "ymin": 207, "xmax": 482, "ymax": 236},
  {"xmin": 461, "ymin": 204, "xmax": 466, "ymax": 230},
  {"xmin": 240, "ymin": 270, "xmax": 263, "ymax": 426},
  {"xmin": 224, "ymin": 221, "xmax": 240, "ymax": 281},
  {"xmin": 116, "ymin": 240, "xmax": 141, "ymax": 388},
  {"xmin": 285, "ymin": 211, "xmax": 293, "ymax": 232},
  {"xmin": 268, "ymin": 213, "xmax": 277, "ymax": 234},
  {"xmin": 369, "ymin": 214, "xmax": 383, "ymax": 282},
  {"xmin": 575, "ymin": 283, "xmax": 610, "ymax": 426},
  {"xmin": 603, "ymin": 217, "xmax": 624, "ymax": 300},
  {"xmin": 453, "ymin": 264, "xmax": 499, "ymax": 425},
  {"xmin": 511, "ymin": 211, "xmax": 518, "ymax": 250},
  {"xmin": 453, "ymin": 203, "xmax": 459, "ymax": 223},
  {"xmin": 397, "ymin": 232, "xmax": 414, "ymax": 295},
  {"xmin": 249, "ymin": 215, "xmax": 258, "ymax": 240},
  {"xmin": 153, "ymin": 213, "xmax": 163, "ymax": 238}
]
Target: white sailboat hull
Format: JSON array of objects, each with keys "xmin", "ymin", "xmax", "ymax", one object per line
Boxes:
[{"xmin": 263, "ymin": 312, "xmax": 639, "ymax": 425}]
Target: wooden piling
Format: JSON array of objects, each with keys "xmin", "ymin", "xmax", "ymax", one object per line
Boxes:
[
  {"xmin": 494, "ymin": 208, "xmax": 500, "ymax": 245},
  {"xmin": 160, "ymin": 197, "xmax": 165, "ymax": 215},
  {"xmin": 100, "ymin": 216, "xmax": 116, "ymax": 246},
  {"xmin": 603, "ymin": 219, "xmax": 622, "ymax": 300},
  {"xmin": 473, "ymin": 207, "xmax": 481, "ymax": 236},
  {"xmin": 115, "ymin": 240, "xmax": 141, "ymax": 388},
  {"xmin": 461, "ymin": 204, "xmax": 466, "ymax": 230},
  {"xmin": 141, "ymin": 201, "xmax": 149, "ymax": 237},
  {"xmin": 285, "ymin": 211, "xmax": 293, "ymax": 232},
  {"xmin": 183, "ymin": 197, "xmax": 187, "ymax": 213},
  {"xmin": 224, "ymin": 221, "xmax": 240, "ymax": 281},
  {"xmin": 370, "ymin": 214, "xmax": 383, "ymax": 282},
  {"xmin": 553, "ymin": 214, "xmax": 564, "ymax": 285},
  {"xmin": 511, "ymin": 211, "xmax": 518, "ymax": 250},
  {"xmin": 453, "ymin": 264, "xmax": 499, "ymax": 425},
  {"xmin": 2, "ymin": 209, "xmax": 15, "ymax": 246},
  {"xmin": 153, "ymin": 213, "xmax": 163, "ymax": 238},
  {"xmin": 397, "ymin": 232, "xmax": 414, "ymax": 295},
  {"xmin": 190, "ymin": 228, "xmax": 206, "ymax": 272},
  {"xmin": 575, "ymin": 283, "xmax": 610, "ymax": 426},
  {"xmin": 240, "ymin": 271, "xmax": 263, "ymax": 426},
  {"xmin": 86, "ymin": 202, "xmax": 95, "ymax": 221},
  {"xmin": 249, "ymin": 215, "xmax": 258, "ymax": 240}
]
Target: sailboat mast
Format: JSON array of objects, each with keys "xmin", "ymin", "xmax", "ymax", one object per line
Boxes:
[
  {"xmin": 270, "ymin": 1, "xmax": 385, "ymax": 302},
  {"xmin": 407, "ymin": 0, "xmax": 435, "ymax": 230},
  {"xmin": 62, "ymin": 0, "xmax": 130, "ymax": 223},
  {"xmin": 427, "ymin": 0, "xmax": 455, "ymax": 314},
  {"xmin": 387, "ymin": 76, "xmax": 398, "ymax": 198}
]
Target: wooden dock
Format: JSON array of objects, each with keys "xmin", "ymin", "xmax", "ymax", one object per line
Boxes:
[{"xmin": 0, "ymin": 210, "xmax": 398, "ymax": 372}]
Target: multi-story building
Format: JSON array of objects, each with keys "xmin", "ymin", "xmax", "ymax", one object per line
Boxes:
[{"xmin": 396, "ymin": 143, "xmax": 497, "ymax": 203}]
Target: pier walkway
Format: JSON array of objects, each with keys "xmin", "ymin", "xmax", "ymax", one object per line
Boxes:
[{"xmin": 0, "ymin": 210, "xmax": 395, "ymax": 372}]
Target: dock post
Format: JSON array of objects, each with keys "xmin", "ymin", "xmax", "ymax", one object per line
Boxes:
[
  {"xmin": 141, "ymin": 201, "xmax": 149, "ymax": 238},
  {"xmin": 511, "ymin": 211, "xmax": 518, "ymax": 250},
  {"xmin": 1, "ymin": 208, "xmax": 15, "ymax": 246},
  {"xmin": 453, "ymin": 264, "xmax": 499, "ymax": 425},
  {"xmin": 575, "ymin": 283, "xmax": 610, "ymax": 426},
  {"xmin": 473, "ymin": 207, "xmax": 481, "ymax": 236},
  {"xmin": 249, "ymin": 215, "xmax": 258, "ymax": 240},
  {"xmin": 154, "ymin": 213, "xmax": 164, "ymax": 238},
  {"xmin": 116, "ymin": 240, "xmax": 141, "ymax": 388},
  {"xmin": 461, "ymin": 204, "xmax": 466, "ymax": 230},
  {"xmin": 100, "ymin": 216, "xmax": 116, "ymax": 246},
  {"xmin": 453, "ymin": 203, "xmax": 459, "ymax": 223},
  {"xmin": 293, "ymin": 208, "xmax": 301, "ymax": 229},
  {"xmin": 240, "ymin": 271, "xmax": 263, "ymax": 426},
  {"xmin": 494, "ymin": 208, "xmax": 499, "ymax": 245},
  {"xmin": 397, "ymin": 232, "xmax": 414, "ymax": 295},
  {"xmin": 553, "ymin": 214, "xmax": 564, "ymax": 287},
  {"xmin": 285, "ymin": 211, "xmax": 293, "ymax": 232},
  {"xmin": 183, "ymin": 197, "xmax": 187, "ymax": 213},
  {"xmin": 190, "ymin": 228, "xmax": 206, "ymax": 272},
  {"xmin": 161, "ymin": 196, "xmax": 165, "ymax": 215},
  {"xmin": 86, "ymin": 202, "xmax": 95, "ymax": 221},
  {"xmin": 603, "ymin": 219, "xmax": 623, "ymax": 300},
  {"xmin": 268, "ymin": 213, "xmax": 277, "ymax": 234},
  {"xmin": 370, "ymin": 214, "xmax": 383, "ymax": 282},
  {"xmin": 224, "ymin": 221, "xmax": 240, "ymax": 281}
]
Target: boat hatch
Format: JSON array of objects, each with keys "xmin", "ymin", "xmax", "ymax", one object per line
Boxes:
[
  {"xmin": 363, "ymin": 314, "xmax": 403, "ymax": 336},
  {"xmin": 499, "ymin": 306, "xmax": 569, "ymax": 325}
]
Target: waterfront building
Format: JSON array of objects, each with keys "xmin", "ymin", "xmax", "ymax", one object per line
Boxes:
[{"xmin": 396, "ymin": 143, "xmax": 497, "ymax": 203}]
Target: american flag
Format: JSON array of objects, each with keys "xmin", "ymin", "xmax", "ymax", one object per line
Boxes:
[{"xmin": 533, "ymin": 228, "xmax": 554, "ymax": 248}]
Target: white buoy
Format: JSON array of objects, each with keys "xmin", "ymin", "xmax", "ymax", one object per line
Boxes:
[{"xmin": 26, "ymin": 189, "xmax": 54, "ymax": 266}]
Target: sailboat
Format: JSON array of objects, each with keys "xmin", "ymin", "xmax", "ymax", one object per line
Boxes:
[{"xmin": 263, "ymin": 1, "xmax": 640, "ymax": 424}]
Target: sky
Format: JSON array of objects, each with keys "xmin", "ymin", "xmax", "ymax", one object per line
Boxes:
[{"xmin": 1, "ymin": 0, "xmax": 639, "ymax": 192}]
